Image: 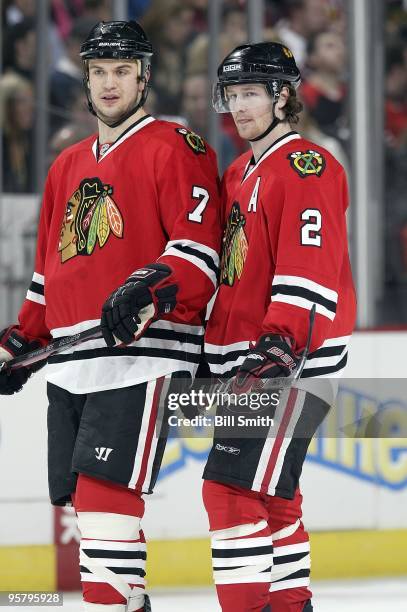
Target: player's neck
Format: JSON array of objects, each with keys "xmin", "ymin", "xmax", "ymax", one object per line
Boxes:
[
  {"xmin": 98, "ymin": 108, "xmax": 148, "ymax": 144},
  {"xmin": 250, "ymin": 122, "xmax": 293, "ymax": 162}
]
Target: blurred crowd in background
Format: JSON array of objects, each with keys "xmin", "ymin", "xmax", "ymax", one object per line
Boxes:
[{"xmin": 1, "ymin": 0, "xmax": 407, "ymax": 323}]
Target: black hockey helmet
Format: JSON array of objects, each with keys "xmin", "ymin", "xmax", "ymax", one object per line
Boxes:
[
  {"xmin": 80, "ymin": 20, "xmax": 153, "ymax": 127},
  {"xmin": 80, "ymin": 20, "xmax": 153, "ymax": 61},
  {"xmin": 213, "ymin": 42, "xmax": 301, "ymax": 113}
]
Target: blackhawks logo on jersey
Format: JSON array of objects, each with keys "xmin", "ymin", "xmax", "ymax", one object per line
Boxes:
[
  {"xmin": 288, "ymin": 149, "xmax": 326, "ymax": 178},
  {"xmin": 220, "ymin": 202, "xmax": 249, "ymax": 286},
  {"xmin": 176, "ymin": 128, "xmax": 206, "ymax": 155},
  {"xmin": 58, "ymin": 178, "xmax": 123, "ymax": 263}
]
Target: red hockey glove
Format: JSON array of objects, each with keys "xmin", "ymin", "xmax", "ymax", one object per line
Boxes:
[
  {"xmin": 231, "ymin": 334, "xmax": 299, "ymax": 394},
  {"xmin": 0, "ymin": 327, "xmax": 42, "ymax": 395},
  {"xmin": 101, "ymin": 263, "xmax": 178, "ymax": 347}
]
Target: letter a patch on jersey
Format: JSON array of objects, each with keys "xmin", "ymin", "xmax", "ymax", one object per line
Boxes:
[
  {"xmin": 248, "ymin": 176, "xmax": 261, "ymax": 212},
  {"xmin": 220, "ymin": 202, "xmax": 248, "ymax": 286},
  {"xmin": 288, "ymin": 150, "xmax": 326, "ymax": 178}
]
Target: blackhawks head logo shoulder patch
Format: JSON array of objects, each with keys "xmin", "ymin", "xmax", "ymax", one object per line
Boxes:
[
  {"xmin": 58, "ymin": 178, "xmax": 123, "ymax": 263},
  {"xmin": 220, "ymin": 202, "xmax": 249, "ymax": 287},
  {"xmin": 176, "ymin": 128, "xmax": 206, "ymax": 155},
  {"xmin": 288, "ymin": 150, "xmax": 326, "ymax": 178}
]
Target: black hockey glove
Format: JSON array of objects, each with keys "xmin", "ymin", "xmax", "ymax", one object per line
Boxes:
[
  {"xmin": 0, "ymin": 327, "xmax": 42, "ymax": 395},
  {"xmin": 231, "ymin": 334, "xmax": 299, "ymax": 394},
  {"xmin": 101, "ymin": 263, "xmax": 178, "ymax": 347}
]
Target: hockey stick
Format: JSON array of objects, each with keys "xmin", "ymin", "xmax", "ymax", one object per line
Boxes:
[
  {"xmin": 0, "ymin": 302, "xmax": 157, "ymax": 373},
  {"xmin": 293, "ymin": 302, "xmax": 316, "ymax": 381},
  {"xmin": 258, "ymin": 302, "xmax": 317, "ymax": 389},
  {"xmin": 0, "ymin": 325, "xmax": 103, "ymax": 372}
]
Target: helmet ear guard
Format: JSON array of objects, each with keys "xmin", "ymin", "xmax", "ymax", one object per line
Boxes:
[{"xmin": 266, "ymin": 79, "xmax": 283, "ymax": 99}]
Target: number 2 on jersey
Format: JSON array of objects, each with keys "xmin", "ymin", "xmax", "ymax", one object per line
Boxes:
[
  {"xmin": 188, "ymin": 186, "xmax": 209, "ymax": 223},
  {"xmin": 301, "ymin": 208, "xmax": 322, "ymax": 247}
]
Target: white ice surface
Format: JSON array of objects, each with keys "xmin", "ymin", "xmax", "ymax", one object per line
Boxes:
[{"xmin": 3, "ymin": 579, "xmax": 407, "ymax": 611}]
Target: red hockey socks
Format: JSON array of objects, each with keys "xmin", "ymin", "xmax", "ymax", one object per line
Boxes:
[
  {"xmin": 203, "ymin": 481, "xmax": 313, "ymax": 612},
  {"xmin": 203, "ymin": 480, "xmax": 273, "ymax": 612}
]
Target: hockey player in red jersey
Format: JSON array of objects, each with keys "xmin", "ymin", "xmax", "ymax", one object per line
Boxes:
[
  {"xmin": 202, "ymin": 43, "xmax": 356, "ymax": 612},
  {"xmin": 0, "ymin": 21, "xmax": 221, "ymax": 612}
]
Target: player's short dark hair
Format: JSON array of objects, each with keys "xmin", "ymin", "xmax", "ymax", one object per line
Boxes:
[{"xmin": 283, "ymin": 83, "xmax": 303, "ymax": 124}]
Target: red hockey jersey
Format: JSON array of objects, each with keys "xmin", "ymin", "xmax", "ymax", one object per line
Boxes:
[
  {"xmin": 17, "ymin": 115, "xmax": 221, "ymax": 393},
  {"xmin": 205, "ymin": 131, "xmax": 356, "ymax": 378}
]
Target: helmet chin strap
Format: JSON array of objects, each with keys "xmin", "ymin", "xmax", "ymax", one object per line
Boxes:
[{"xmin": 248, "ymin": 100, "xmax": 281, "ymax": 143}]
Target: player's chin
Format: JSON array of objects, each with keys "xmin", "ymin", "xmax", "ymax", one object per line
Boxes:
[
  {"xmin": 236, "ymin": 123, "xmax": 257, "ymax": 140},
  {"xmin": 94, "ymin": 105, "xmax": 123, "ymax": 122}
]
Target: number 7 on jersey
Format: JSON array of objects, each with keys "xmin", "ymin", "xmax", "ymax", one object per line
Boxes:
[{"xmin": 188, "ymin": 186, "xmax": 210, "ymax": 223}]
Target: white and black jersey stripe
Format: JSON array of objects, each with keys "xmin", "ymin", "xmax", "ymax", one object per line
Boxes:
[
  {"xmin": 50, "ymin": 321, "xmax": 203, "ymax": 363},
  {"xmin": 26, "ymin": 272, "xmax": 45, "ymax": 305},
  {"xmin": 302, "ymin": 335, "xmax": 350, "ymax": 378},
  {"xmin": 45, "ymin": 319, "xmax": 204, "ymax": 394},
  {"xmin": 271, "ymin": 275, "xmax": 338, "ymax": 321},
  {"xmin": 161, "ymin": 239, "xmax": 219, "ymax": 288},
  {"xmin": 204, "ymin": 340, "xmax": 250, "ymax": 378},
  {"xmin": 205, "ymin": 335, "xmax": 350, "ymax": 380}
]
